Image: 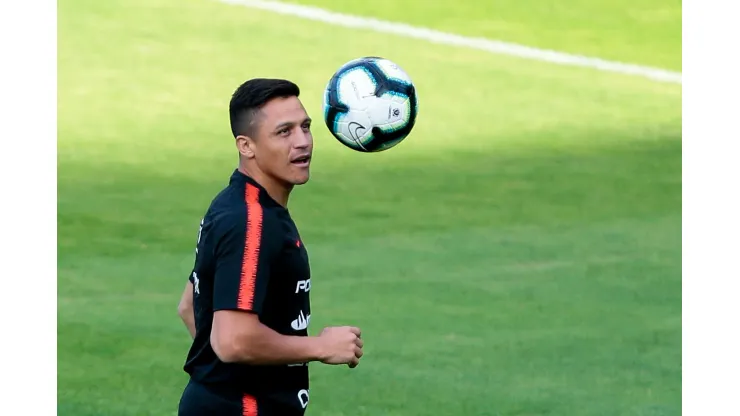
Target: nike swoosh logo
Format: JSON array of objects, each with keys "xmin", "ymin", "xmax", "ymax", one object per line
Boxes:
[
  {"xmin": 291, "ymin": 310, "xmax": 310, "ymax": 331},
  {"xmin": 348, "ymin": 121, "xmax": 366, "ymax": 142}
]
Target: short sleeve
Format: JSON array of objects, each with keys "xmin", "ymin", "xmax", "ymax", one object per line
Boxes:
[{"xmin": 212, "ymin": 209, "xmax": 280, "ymax": 315}]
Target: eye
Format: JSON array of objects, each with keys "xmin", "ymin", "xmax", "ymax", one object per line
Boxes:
[
  {"xmin": 301, "ymin": 122, "xmax": 311, "ymax": 132},
  {"xmin": 277, "ymin": 128, "xmax": 290, "ymax": 136}
]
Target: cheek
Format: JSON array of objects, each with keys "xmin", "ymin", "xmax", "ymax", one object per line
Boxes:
[{"xmin": 264, "ymin": 143, "xmax": 290, "ymax": 165}]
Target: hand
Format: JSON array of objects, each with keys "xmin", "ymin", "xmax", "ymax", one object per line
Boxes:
[{"xmin": 316, "ymin": 326, "xmax": 364, "ymax": 368}]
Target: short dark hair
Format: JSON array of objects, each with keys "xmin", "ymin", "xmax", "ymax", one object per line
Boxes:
[{"xmin": 229, "ymin": 78, "xmax": 301, "ymax": 138}]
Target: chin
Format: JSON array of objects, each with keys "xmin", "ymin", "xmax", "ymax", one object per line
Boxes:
[
  {"xmin": 285, "ymin": 172, "xmax": 310, "ymax": 186},
  {"xmin": 293, "ymin": 175, "xmax": 310, "ymax": 185}
]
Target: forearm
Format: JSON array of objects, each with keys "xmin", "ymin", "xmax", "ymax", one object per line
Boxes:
[
  {"xmin": 181, "ymin": 310, "xmax": 196, "ymax": 338},
  {"xmin": 214, "ymin": 321, "xmax": 324, "ymax": 365},
  {"xmin": 178, "ymin": 281, "xmax": 195, "ymax": 338}
]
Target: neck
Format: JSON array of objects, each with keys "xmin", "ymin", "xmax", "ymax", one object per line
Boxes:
[{"xmin": 238, "ymin": 163, "xmax": 292, "ymax": 208}]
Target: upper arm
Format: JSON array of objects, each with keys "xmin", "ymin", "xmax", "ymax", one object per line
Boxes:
[
  {"xmin": 212, "ymin": 208, "xmax": 280, "ymax": 316},
  {"xmin": 211, "ymin": 308, "xmax": 262, "ymax": 360},
  {"xmin": 210, "ymin": 209, "xmax": 281, "ymax": 360}
]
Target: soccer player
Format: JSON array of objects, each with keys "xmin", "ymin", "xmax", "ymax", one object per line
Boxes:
[{"xmin": 176, "ymin": 79, "xmax": 364, "ymax": 416}]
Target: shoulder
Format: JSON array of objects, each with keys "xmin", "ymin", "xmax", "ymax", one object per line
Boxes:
[
  {"xmin": 204, "ymin": 180, "xmax": 270, "ymax": 226},
  {"xmin": 209, "ymin": 200, "xmax": 287, "ymax": 247},
  {"xmin": 203, "ymin": 176, "xmax": 290, "ymax": 243}
]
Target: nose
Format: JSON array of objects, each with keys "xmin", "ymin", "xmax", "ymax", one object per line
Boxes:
[{"xmin": 294, "ymin": 128, "xmax": 312, "ymax": 149}]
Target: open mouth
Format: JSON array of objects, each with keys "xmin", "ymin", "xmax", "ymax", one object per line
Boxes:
[{"xmin": 291, "ymin": 155, "xmax": 311, "ymax": 166}]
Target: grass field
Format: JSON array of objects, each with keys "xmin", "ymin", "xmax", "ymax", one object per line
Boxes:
[{"xmin": 57, "ymin": 0, "xmax": 682, "ymax": 415}]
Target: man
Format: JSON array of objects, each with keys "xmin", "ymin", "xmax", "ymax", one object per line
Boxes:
[{"xmin": 176, "ymin": 78, "xmax": 364, "ymax": 416}]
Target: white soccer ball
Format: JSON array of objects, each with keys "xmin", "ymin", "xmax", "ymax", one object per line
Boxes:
[{"xmin": 322, "ymin": 57, "xmax": 419, "ymax": 152}]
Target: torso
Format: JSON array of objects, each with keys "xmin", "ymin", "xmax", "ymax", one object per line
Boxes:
[{"xmin": 183, "ymin": 170, "xmax": 312, "ymax": 412}]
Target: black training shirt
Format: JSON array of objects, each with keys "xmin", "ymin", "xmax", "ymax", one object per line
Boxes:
[{"xmin": 183, "ymin": 169, "xmax": 312, "ymax": 410}]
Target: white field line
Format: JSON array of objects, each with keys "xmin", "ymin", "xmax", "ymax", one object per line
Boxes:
[{"xmin": 219, "ymin": 0, "xmax": 682, "ymax": 84}]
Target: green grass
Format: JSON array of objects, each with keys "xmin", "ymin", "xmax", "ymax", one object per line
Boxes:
[
  {"xmin": 58, "ymin": 0, "xmax": 682, "ymax": 415},
  {"xmin": 285, "ymin": 0, "xmax": 683, "ymax": 70}
]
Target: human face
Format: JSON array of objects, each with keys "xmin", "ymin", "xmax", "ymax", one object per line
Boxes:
[{"xmin": 240, "ymin": 96, "xmax": 314, "ymax": 186}]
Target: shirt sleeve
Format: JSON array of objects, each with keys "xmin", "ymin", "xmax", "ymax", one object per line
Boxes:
[{"xmin": 212, "ymin": 209, "xmax": 280, "ymax": 315}]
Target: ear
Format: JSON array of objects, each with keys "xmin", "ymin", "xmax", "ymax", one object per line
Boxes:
[{"xmin": 235, "ymin": 134, "xmax": 256, "ymax": 159}]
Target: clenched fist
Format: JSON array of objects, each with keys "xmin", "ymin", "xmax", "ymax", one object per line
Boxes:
[{"xmin": 317, "ymin": 326, "xmax": 364, "ymax": 368}]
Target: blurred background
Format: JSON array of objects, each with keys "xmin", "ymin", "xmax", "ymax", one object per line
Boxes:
[{"xmin": 57, "ymin": 0, "xmax": 682, "ymax": 415}]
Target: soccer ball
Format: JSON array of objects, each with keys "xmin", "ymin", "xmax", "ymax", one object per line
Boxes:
[{"xmin": 322, "ymin": 57, "xmax": 418, "ymax": 152}]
